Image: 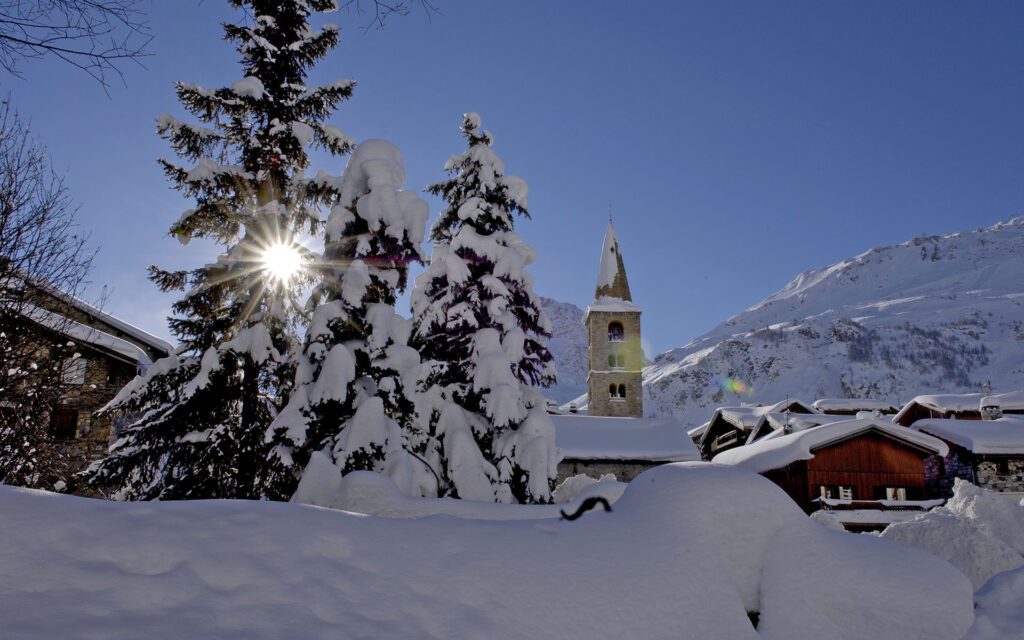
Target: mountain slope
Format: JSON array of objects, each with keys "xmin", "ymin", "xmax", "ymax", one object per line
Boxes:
[
  {"xmin": 540, "ymin": 296, "xmax": 588, "ymax": 403},
  {"xmin": 638, "ymin": 217, "xmax": 1024, "ymax": 424}
]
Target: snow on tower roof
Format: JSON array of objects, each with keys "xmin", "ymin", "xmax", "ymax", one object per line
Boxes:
[
  {"xmin": 712, "ymin": 417, "xmax": 948, "ymax": 473},
  {"xmin": 592, "ymin": 219, "xmax": 633, "ymax": 303},
  {"xmin": 551, "ymin": 414, "xmax": 700, "ymax": 462},
  {"xmin": 910, "ymin": 416, "xmax": 1024, "ymax": 454}
]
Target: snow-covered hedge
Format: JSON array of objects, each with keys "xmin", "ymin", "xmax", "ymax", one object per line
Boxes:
[{"xmin": 0, "ymin": 463, "xmax": 974, "ymax": 639}]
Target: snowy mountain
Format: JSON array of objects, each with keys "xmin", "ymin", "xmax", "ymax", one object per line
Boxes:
[
  {"xmin": 639, "ymin": 216, "xmax": 1024, "ymax": 425},
  {"xmin": 539, "ymin": 296, "xmax": 588, "ymax": 403}
]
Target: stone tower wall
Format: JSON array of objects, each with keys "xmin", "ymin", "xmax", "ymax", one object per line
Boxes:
[{"xmin": 586, "ymin": 310, "xmax": 643, "ymax": 417}]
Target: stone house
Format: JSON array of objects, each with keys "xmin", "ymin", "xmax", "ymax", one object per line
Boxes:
[
  {"xmin": 909, "ymin": 416, "xmax": 1024, "ymax": 497},
  {"xmin": 551, "ymin": 414, "xmax": 700, "ymax": 484},
  {"xmin": 14, "ymin": 281, "xmax": 172, "ymax": 465}
]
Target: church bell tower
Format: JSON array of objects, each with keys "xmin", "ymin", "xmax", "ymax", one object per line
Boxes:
[{"xmin": 586, "ymin": 220, "xmax": 643, "ymax": 417}]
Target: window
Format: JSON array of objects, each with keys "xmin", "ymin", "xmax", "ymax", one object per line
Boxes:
[
  {"xmin": 994, "ymin": 459, "xmax": 1011, "ymax": 476},
  {"xmin": 609, "ymin": 384, "xmax": 627, "ymax": 401},
  {"xmin": 49, "ymin": 409, "xmax": 78, "ymax": 440},
  {"xmin": 62, "ymin": 356, "xmax": 87, "ymax": 385},
  {"xmin": 819, "ymin": 485, "xmax": 855, "ymax": 501},
  {"xmin": 607, "ymin": 352, "xmax": 625, "ymax": 369},
  {"xmin": 885, "ymin": 487, "xmax": 907, "ymax": 501},
  {"xmin": 608, "ymin": 322, "xmax": 624, "ymax": 342}
]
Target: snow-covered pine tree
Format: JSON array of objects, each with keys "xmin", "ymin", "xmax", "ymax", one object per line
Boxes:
[
  {"xmin": 87, "ymin": 0, "xmax": 354, "ymax": 500},
  {"xmin": 411, "ymin": 113, "xmax": 558, "ymax": 504},
  {"xmin": 264, "ymin": 139, "xmax": 433, "ymax": 500}
]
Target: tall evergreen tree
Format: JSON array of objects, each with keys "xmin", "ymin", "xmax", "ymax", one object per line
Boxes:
[
  {"xmin": 265, "ymin": 139, "xmax": 432, "ymax": 500},
  {"xmin": 87, "ymin": 0, "xmax": 354, "ymax": 499},
  {"xmin": 411, "ymin": 113, "xmax": 558, "ymax": 504}
]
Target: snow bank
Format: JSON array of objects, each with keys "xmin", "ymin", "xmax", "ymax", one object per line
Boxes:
[
  {"xmin": 879, "ymin": 479, "xmax": 1024, "ymax": 588},
  {"xmin": 0, "ymin": 464, "xmax": 973, "ymax": 640},
  {"xmin": 965, "ymin": 566, "xmax": 1024, "ymax": 640},
  {"xmin": 293, "ymin": 462, "xmax": 625, "ymax": 520}
]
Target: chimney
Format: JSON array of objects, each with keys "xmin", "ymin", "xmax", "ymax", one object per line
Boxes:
[
  {"xmin": 569, "ymin": 402, "xmax": 578, "ymax": 414},
  {"xmin": 981, "ymin": 404, "xmax": 1003, "ymax": 420}
]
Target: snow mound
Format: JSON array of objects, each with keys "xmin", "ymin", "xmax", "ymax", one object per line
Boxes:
[
  {"xmin": 965, "ymin": 566, "xmax": 1024, "ymax": 640},
  {"xmin": 879, "ymin": 479, "xmax": 1024, "ymax": 588},
  {"xmin": 0, "ymin": 464, "xmax": 973, "ymax": 640}
]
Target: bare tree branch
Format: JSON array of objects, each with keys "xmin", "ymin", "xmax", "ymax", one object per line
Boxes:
[
  {"xmin": 0, "ymin": 0, "xmax": 151, "ymax": 90},
  {"xmin": 338, "ymin": 0, "xmax": 440, "ymax": 32},
  {"xmin": 0, "ymin": 98, "xmax": 96, "ymax": 489}
]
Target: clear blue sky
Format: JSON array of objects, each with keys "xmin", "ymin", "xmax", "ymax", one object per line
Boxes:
[{"xmin": 6, "ymin": 1, "xmax": 1024, "ymax": 356}]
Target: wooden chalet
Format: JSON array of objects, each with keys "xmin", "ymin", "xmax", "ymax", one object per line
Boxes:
[
  {"xmin": 712, "ymin": 418, "xmax": 949, "ymax": 531},
  {"xmin": 696, "ymin": 399, "xmax": 817, "ymax": 460}
]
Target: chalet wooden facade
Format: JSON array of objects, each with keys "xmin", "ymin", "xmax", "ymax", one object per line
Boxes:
[
  {"xmin": 712, "ymin": 418, "xmax": 949, "ymax": 530},
  {"xmin": 761, "ymin": 430, "xmax": 939, "ymax": 512}
]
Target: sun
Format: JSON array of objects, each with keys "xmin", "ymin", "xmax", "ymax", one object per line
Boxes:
[{"xmin": 260, "ymin": 241, "xmax": 304, "ymax": 284}]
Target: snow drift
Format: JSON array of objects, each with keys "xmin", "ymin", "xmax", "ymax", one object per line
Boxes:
[
  {"xmin": 880, "ymin": 479, "xmax": 1024, "ymax": 589},
  {"xmin": 0, "ymin": 464, "xmax": 973, "ymax": 640}
]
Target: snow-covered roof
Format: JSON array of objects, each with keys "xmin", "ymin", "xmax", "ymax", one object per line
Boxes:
[
  {"xmin": 591, "ymin": 219, "xmax": 634, "ymax": 305},
  {"xmin": 14, "ymin": 274, "xmax": 174, "ymax": 355},
  {"xmin": 61, "ymin": 294, "xmax": 174, "ymax": 356},
  {"xmin": 596, "ymin": 220, "xmax": 623, "ymax": 290},
  {"xmin": 910, "ymin": 417, "xmax": 1024, "ymax": 455},
  {"xmin": 813, "ymin": 398, "xmax": 899, "ymax": 413},
  {"xmin": 894, "ymin": 393, "xmax": 986, "ymax": 422},
  {"xmin": 981, "ymin": 391, "xmax": 1024, "ymax": 411},
  {"xmin": 552, "ymin": 414, "xmax": 701, "ymax": 462},
  {"xmin": 712, "ymin": 399, "xmax": 817, "ymax": 431},
  {"xmin": 746, "ymin": 412, "xmax": 851, "ymax": 444},
  {"xmin": 586, "ymin": 296, "xmax": 641, "ymax": 314},
  {"xmin": 20, "ymin": 304, "xmax": 154, "ymax": 367},
  {"xmin": 712, "ymin": 418, "xmax": 949, "ymax": 473}
]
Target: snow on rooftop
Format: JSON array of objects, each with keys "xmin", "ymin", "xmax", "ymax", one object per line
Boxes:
[
  {"xmin": 911, "ymin": 417, "xmax": 1024, "ymax": 454},
  {"xmin": 713, "ymin": 399, "xmax": 817, "ymax": 430},
  {"xmin": 585, "ymin": 296, "xmax": 641, "ymax": 314},
  {"xmin": 713, "ymin": 418, "xmax": 949, "ymax": 473},
  {"xmin": 982, "ymin": 390, "xmax": 1024, "ymax": 411},
  {"xmin": 813, "ymin": 398, "xmax": 899, "ymax": 413},
  {"xmin": 21, "ymin": 304, "xmax": 153, "ymax": 367},
  {"xmin": 552, "ymin": 414, "xmax": 701, "ymax": 462}
]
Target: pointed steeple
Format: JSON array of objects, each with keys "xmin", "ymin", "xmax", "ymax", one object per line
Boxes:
[{"xmin": 594, "ymin": 220, "xmax": 632, "ymax": 302}]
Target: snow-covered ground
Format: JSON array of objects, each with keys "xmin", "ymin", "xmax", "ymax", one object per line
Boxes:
[{"xmin": 0, "ymin": 463, "xmax": 976, "ymax": 640}]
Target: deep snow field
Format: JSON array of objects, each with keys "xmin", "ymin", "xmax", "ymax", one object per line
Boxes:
[{"xmin": 1, "ymin": 463, "xmax": 1021, "ymax": 639}]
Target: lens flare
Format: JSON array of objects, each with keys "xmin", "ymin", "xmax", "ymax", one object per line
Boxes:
[
  {"xmin": 718, "ymin": 377, "xmax": 753, "ymax": 396},
  {"xmin": 261, "ymin": 241, "xmax": 304, "ymax": 284}
]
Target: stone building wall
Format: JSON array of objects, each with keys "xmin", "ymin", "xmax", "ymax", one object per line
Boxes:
[
  {"xmin": 556, "ymin": 459, "xmax": 661, "ymax": 485},
  {"xmin": 975, "ymin": 457, "xmax": 1024, "ymax": 493},
  {"xmin": 586, "ymin": 309, "xmax": 642, "ymax": 417}
]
